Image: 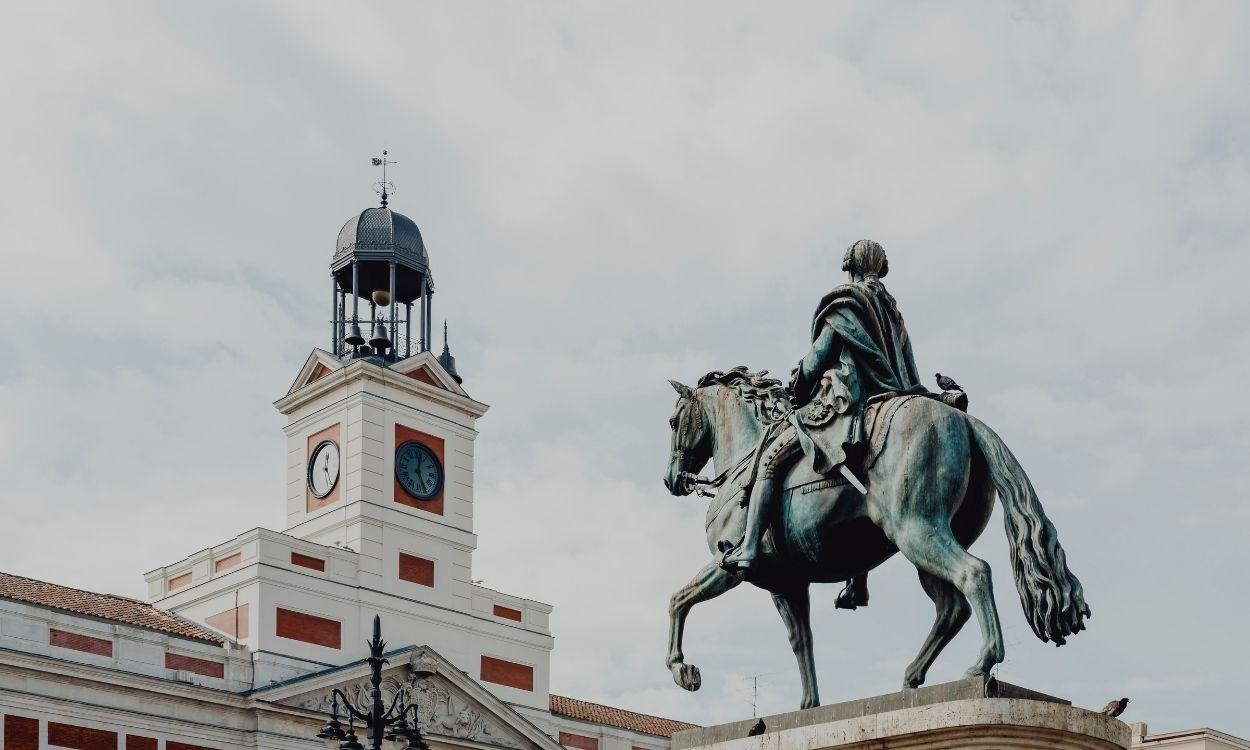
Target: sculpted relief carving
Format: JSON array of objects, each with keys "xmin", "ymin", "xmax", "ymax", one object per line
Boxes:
[{"xmin": 297, "ymin": 672, "xmax": 521, "ymax": 749}]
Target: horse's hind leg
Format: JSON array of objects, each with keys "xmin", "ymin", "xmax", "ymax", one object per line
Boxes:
[
  {"xmin": 903, "ymin": 570, "xmax": 971, "ymax": 688},
  {"xmin": 667, "ymin": 561, "xmax": 740, "ymax": 691},
  {"xmin": 893, "ymin": 523, "xmax": 1004, "ymax": 678},
  {"xmin": 772, "ymin": 585, "xmax": 819, "ymax": 709}
]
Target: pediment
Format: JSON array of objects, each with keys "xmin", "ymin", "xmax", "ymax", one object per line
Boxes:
[
  {"xmin": 390, "ymin": 351, "xmax": 468, "ymax": 397},
  {"xmin": 288, "ymin": 349, "xmax": 346, "ymax": 394},
  {"xmin": 256, "ymin": 647, "xmax": 560, "ymax": 750}
]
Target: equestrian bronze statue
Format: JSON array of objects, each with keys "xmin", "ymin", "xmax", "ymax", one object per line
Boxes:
[{"xmin": 662, "ymin": 240, "xmax": 1090, "ymax": 710}]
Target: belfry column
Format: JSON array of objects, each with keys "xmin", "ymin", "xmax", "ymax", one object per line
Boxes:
[
  {"xmin": 419, "ymin": 276, "xmax": 429, "ymax": 351},
  {"xmin": 351, "ymin": 260, "xmax": 360, "ymax": 323},
  {"xmin": 425, "ymin": 290, "xmax": 433, "ymax": 353},
  {"xmin": 405, "ymin": 302, "xmax": 412, "ymax": 357},
  {"xmin": 331, "ymin": 274, "xmax": 339, "ymax": 356},
  {"xmin": 388, "ymin": 261, "xmax": 398, "ymax": 350}
]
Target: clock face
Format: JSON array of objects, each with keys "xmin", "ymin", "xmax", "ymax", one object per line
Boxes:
[
  {"xmin": 395, "ymin": 440, "xmax": 443, "ymax": 500},
  {"xmin": 307, "ymin": 439, "xmax": 341, "ymax": 498}
]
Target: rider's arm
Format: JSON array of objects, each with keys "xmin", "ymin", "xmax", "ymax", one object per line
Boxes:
[{"xmin": 790, "ymin": 322, "xmax": 842, "ymax": 405}]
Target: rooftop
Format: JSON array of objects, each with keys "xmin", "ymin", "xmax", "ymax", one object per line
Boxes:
[
  {"xmin": 550, "ymin": 694, "xmax": 698, "ymax": 738},
  {"xmin": 0, "ymin": 570, "xmax": 224, "ymax": 645}
]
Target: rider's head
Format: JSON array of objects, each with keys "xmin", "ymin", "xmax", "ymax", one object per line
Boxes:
[{"xmin": 842, "ymin": 239, "xmax": 889, "ymax": 283}]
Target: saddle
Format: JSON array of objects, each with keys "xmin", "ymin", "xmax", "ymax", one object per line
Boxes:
[{"xmin": 781, "ymin": 386, "xmax": 970, "ymax": 494}]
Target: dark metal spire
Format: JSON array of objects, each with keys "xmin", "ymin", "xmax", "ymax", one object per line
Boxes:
[{"xmin": 437, "ymin": 320, "xmax": 462, "ymax": 385}]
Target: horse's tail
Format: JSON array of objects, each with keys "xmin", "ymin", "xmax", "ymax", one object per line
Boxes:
[{"xmin": 967, "ymin": 415, "xmax": 1091, "ymax": 645}]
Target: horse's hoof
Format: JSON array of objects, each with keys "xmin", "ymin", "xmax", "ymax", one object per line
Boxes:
[{"xmin": 671, "ymin": 662, "xmax": 702, "ymax": 691}]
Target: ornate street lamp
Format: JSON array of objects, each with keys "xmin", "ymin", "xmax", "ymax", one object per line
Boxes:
[{"xmin": 315, "ymin": 615, "xmax": 430, "ymax": 750}]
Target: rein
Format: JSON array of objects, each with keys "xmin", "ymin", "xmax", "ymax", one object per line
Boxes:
[{"xmin": 679, "ymin": 452, "xmax": 753, "ymax": 498}]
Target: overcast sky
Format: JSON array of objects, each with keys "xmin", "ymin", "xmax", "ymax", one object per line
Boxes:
[{"xmin": 2, "ymin": 0, "xmax": 1248, "ymax": 737}]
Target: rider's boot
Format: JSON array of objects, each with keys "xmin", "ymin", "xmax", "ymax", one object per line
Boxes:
[
  {"xmin": 720, "ymin": 475, "xmax": 776, "ymax": 571},
  {"xmin": 835, "ymin": 574, "xmax": 870, "ymax": 610}
]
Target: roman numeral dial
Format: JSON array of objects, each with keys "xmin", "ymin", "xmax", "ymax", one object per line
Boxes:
[{"xmin": 395, "ymin": 440, "xmax": 444, "ymax": 501}]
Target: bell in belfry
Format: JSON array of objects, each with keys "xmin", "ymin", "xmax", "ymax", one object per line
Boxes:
[
  {"xmin": 369, "ymin": 320, "xmax": 392, "ymax": 352},
  {"xmin": 344, "ymin": 322, "xmax": 366, "ymax": 347}
]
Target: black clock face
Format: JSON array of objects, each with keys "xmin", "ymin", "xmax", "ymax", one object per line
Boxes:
[{"xmin": 395, "ymin": 441, "xmax": 443, "ymax": 500}]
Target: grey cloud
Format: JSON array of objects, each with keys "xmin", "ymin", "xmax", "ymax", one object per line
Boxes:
[{"xmin": 1, "ymin": 0, "xmax": 1248, "ymax": 737}]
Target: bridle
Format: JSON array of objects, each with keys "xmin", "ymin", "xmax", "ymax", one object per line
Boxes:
[
  {"xmin": 670, "ymin": 391, "xmax": 708, "ymax": 495},
  {"xmin": 671, "ymin": 390, "xmax": 754, "ymax": 498}
]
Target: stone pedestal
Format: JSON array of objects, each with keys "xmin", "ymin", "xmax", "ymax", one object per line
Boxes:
[{"xmin": 672, "ymin": 678, "xmax": 1128, "ymax": 750}]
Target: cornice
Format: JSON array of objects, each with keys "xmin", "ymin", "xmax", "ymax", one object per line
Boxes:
[{"xmin": 276, "ymin": 352, "xmax": 488, "ymax": 420}]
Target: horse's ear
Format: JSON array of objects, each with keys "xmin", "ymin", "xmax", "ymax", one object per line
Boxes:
[{"xmin": 668, "ymin": 379, "xmax": 692, "ymax": 398}]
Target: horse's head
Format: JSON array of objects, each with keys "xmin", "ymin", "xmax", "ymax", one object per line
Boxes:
[
  {"xmin": 664, "ymin": 368, "xmax": 786, "ymax": 495},
  {"xmin": 664, "ymin": 379, "xmax": 712, "ymax": 496}
]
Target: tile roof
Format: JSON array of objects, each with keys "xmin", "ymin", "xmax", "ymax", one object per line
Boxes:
[
  {"xmin": 0, "ymin": 571, "xmax": 223, "ymax": 645},
  {"xmin": 549, "ymin": 694, "xmax": 698, "ymax": 738}
]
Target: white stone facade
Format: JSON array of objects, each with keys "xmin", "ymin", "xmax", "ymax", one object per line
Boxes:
[
  {"xmin": 0, "ymin": 340, "xmax": 690, "ymax": 750},
  {"xmin": 1132, "ymin": 725, "xmax": 1250, "ymax": 750},
  {"xmin": 142, "ymin": 349, "xmax": 555, "ymax": 709}
]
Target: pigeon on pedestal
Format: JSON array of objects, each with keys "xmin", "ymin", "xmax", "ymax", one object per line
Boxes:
[{"xmin": 1102, "ymin": 698, "xmax": 1129, "ymax": 718}]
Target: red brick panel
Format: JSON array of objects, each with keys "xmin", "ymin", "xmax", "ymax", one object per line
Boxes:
[
  {"xmin": 493, "ymin": 605, "xmax": 523, "ymax": 622},
  {"xmin": 275, "ymin": 607, "xmax": 341, "ymax": 649},
  {"xmin": 305, "ymin": 423, "xmax": 342, "ymax": 513},
  {"xmin": 480, "ymin": 655, "xmax": 533, "ymax": 691},
  {"xmin": 168, "ymin": 572, "xmax": 192, "ymax": 591},
  {"xmin": 165, "ymin": 651, "xmax": 225, "ymax": 679},
  {"xmin": 290, "ymin": 552, "xmax": 326, "ymax": 572},
  {"xmin": 559, "ymin": 734, "xmax": 599, "ymax": 750},
  {"xmin": 168, "ymin": 743, "xmax": 216, "ymax": 750},
  {"xmin": 49, "ymin": 628, "xmax": 113, "ymax": 657},
  {"xmin": 398, "ymin": 553, "xmax": 435, "ymax": 587},
  {"xmin": 47, "ymin": 723, "xmax": 117, "ymax": 750},
  {"xmin": 205, "ymin": 603, "xmax": 249, "ymax": 638},
  {"xmin": 4, "ymin": 716, "xmax": 38, "ymax": 750},
  {"xmin": 393, "ymin": 424, "xmax": 445, "ymax": 515},
  {"xmin": 406, "ymin": 367, "xmax": 440, "ymax": 387},
  {"xmin": 126, "ymin": 737, "xmax": 157, "ymax": 750},
  {"xmin": 214, "ymin": 553, "xmax": 242, "ymax": 573}
]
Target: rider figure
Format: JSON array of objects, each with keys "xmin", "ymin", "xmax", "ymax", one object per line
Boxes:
[{"xmin": 720, "ymin": 240, "xmax": 926, "ymax": 596}]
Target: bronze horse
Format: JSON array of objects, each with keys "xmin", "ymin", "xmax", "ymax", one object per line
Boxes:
[{"xmin": 662, "ymin": 368, "xmax": 1090, "ymax": 709}]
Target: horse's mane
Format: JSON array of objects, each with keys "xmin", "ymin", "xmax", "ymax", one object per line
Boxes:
[{"xmin": 697, "ymin": 366, "xmax": 791, "ymax": 423}]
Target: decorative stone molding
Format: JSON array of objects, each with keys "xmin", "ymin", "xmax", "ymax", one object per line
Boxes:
[
  {"xmin": 409, "ymin": 651, "xmax": 440, "ymax": 676},
  {"xmin": 297, "ymin": 672, "xmax": 520, "ymax": 749}
]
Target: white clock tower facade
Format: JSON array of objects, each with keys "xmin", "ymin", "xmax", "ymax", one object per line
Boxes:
[
  {"xmin": 0, "ymin": 183, "xmax": 695, "ymax": 750},
  {"xmin": 144, "ymin": 203, "xmax": 554, "ymax": 711}
]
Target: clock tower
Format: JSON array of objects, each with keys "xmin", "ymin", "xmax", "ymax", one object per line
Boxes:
[{"xmin": 145, "ymin": 189, "xmax": 554, "ymax": 710}]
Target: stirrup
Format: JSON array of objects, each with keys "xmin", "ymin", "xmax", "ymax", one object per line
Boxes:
[
  {"xmin": 718, "ymin": 544, "xmax": 753, "ymax": 571},
  {"xmin": 836, "ymin": 582, "xmax": 867, "ymax": 610}
]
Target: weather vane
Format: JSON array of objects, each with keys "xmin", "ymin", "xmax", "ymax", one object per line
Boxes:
[{"xmin": 371, "ymin": 149, "xmax": 397, "ymax": 207}]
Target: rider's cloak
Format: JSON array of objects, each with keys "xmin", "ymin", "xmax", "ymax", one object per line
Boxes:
[{"xmin": 788, "ymin": 280, "xmax": 926, "ymax": 475}]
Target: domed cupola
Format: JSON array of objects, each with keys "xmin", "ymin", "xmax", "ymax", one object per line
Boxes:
[
  {"xmin": 328, "ymin": 152, "xmax": 437, "ymax": 362},
  {"xmin": 333, "ymin": 207, "xmax": 428, "ymax": 270}
]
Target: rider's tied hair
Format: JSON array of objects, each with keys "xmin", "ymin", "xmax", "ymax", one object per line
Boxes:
[
  {"xmin": 842, "ymin": 239, "xmax": 889, "ymax": 280},
  {"xmin": 697, "ymin": 367, "xmax": 789, "ymax": 421},
  {"xmin": 842, "ymin": 239, "xmax": 904, "ymax": 324}
]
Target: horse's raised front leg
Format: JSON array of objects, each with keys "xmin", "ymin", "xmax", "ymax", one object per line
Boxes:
[
  {"xmin": 667, "ymin": 561, "xmax": 740, "ymax": 691},
  {"xmin": 772, "ymin": 585, "xmax": 819, "ymax": 709},
  {"xmin": 903, "ymin": 569, "xmax": 971, "ymax": 688}
]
